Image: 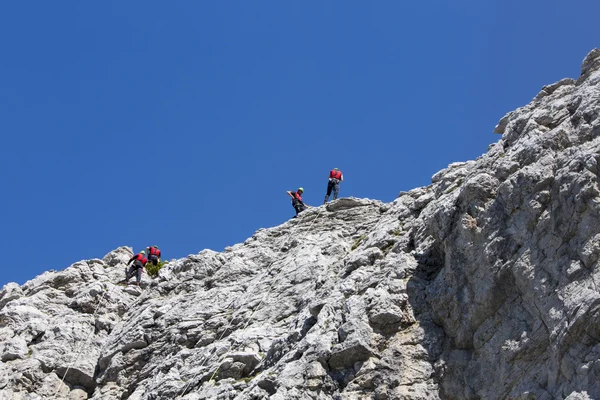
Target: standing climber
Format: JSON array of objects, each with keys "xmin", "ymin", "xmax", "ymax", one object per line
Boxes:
[
  {"xmin": 123, "ymin": 250, "xmax": 148, "ymax": 286},
  {"xmin": 146, "ymin": 245, "xmax": 161, "ymax": 266},
  {"xmin": 324, "ymin": 168, "xmax": 343, "ymax": 204},
  {"xmin": 287, "ymin": 187, "xmax": 308, "ymax": 218}
]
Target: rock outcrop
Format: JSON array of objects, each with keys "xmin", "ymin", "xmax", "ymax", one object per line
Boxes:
[{"xmin": 2, "ymin": 49, "xmax": 600, "ymax": 399}]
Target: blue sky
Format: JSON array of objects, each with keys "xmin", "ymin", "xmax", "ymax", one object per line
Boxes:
[{"xmin": 1, "ymin": 1, "xmax": 598, "ymax": 286}]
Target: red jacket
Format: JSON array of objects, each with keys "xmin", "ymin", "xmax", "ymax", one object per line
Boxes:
[
  {"xmin": 329, "ymin": 170, "xmax": 342, "ymax": 180},
  {"xmin": 148, "ymin": 247, "xmax": 161, "ymax": 258},
  {"xmin": 130, "ymin": 254, "xmax": 148, "ymax": 266}
]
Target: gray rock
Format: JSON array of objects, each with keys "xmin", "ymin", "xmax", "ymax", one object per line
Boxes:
[
  {"xmin": 3, "ymin": 49, "xmax": 600, "ymax": 400},
  {"xmin": 1, "ymin": 337, "xmax": 28, "ymax": 361}
]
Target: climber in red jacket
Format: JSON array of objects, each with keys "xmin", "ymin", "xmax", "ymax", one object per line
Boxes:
[
  {"xmin": 123, "ymin": 250, "xmax": 148, "ymax": 285},
  {"xmin": 146, "ymin": 245, "xmax": 161, "ymax": 266},
  {"xmin": 287, "ymin": 187, "xmax": 308, "ymax": 218},
  {"xmin": 324, "ymin": 168, "xmax": 343, "ymax": 204}
]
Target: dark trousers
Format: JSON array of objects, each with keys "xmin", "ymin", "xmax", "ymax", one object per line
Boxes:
[
  {"xmin": 125, "ymin": 260, "xmax": 144, "ymax": 283},
  {"xmin": 292, "ymin": 199, "xmax": 306, "ymax": 216},
  {"xmin": 148, "ymin": 254, "xmax": 159, "ymax": 266},
  {"xmin": 326, "ymin": 179, "xmax": 340, "ymax": 199}
]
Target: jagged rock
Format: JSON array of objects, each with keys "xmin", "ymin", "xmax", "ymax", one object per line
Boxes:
[
  {"xmin": 328, "ymin": 340, "xmax": 375, "ymax": 370},
  {"xmin": 2, "ymin": 50, "xmax": 600, "ymax": 399},
  {"xmin": 102, "ymin": 246, "xmax": 133, "ymax": 267},
  {"xmin": 215, "ymin": 352, "xmax": 261, "ymax": 380},
  {"xmin": 1, "ymin": 337, "xmax": 28, "ymax": 361},
  {"xmin": 578, "ymin": 48, "xmax": 600, "ymax": 84}
]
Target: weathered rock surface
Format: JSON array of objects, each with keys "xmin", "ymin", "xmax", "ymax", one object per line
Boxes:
[{"xmin": 2, "ymin": 49, "xmax": 600, "ymax": 399}]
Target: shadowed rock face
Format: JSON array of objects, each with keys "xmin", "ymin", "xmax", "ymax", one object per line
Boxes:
[{"xmin": 2, "ymin": 49, "xmax": 600, "ymax": 400}]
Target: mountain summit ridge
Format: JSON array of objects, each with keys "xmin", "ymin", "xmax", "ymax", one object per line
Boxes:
[{"xmin": 2, "ymin": 49, "xmax": 600, "ymax": 399}]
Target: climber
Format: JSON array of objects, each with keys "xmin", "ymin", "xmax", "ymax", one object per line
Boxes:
[
  {"xmin": 324, "ymin": 168, "xmax": 343, "ymax": 204},
  {"xmin": 123, "ymin": 250, "xmax": 148, "ymax": 286},
  {"xmin": 287, "ymin": 187, "xmax": 308, "ymax": 218},
  {"xmin": 146, "ymin": 245, "xmax": 161, "ymax": 266}
]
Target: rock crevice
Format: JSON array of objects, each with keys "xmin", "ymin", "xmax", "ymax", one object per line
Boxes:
[{"xmin": 2, "ymin": 49, "xmax": 600, "ymax": 399}]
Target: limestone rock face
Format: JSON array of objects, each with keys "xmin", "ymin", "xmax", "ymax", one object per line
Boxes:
[{"xmin": 2, "ymin": 49, "xmax": 600, "ymax": 399}]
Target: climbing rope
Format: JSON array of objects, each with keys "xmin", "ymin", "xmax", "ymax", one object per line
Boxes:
[
  {"xmin": 52, "ymin": 279, "xmax": 119, "ymax": 399},
  {"xmin": 317, "ymin": 204, "xmax": 392, "ymax": 286},
  {"xmin": 205, "ymin": 208, "xmax": 324, "ymax": 383},
  {"xmin": 177, "ymin": 207, "xmax": 324, "ymax": 398},
  {"xmin": 194, "ymin": 203, "xmax": 393, "ymax": 397}
]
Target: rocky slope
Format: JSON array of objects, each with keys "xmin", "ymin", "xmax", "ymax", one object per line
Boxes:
[{"xmin": 3, "ymin": 49, "xmax": 600, "ymax": 400}]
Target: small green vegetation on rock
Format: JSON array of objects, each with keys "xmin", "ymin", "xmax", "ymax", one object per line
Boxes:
[
  {"xmin": 382, "ymin": 241, "xmax": 395, "ymax": 254},
  {"xmin": 146, "ymin": 260, "xmax": 167, "ymax": 278},
  {"xmin": 351, "ymin": 235, "xmax": 367, "ymax": 251}
]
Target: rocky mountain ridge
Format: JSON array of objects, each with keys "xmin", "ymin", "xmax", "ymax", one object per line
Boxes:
[{"xmin": 2, "ymin": 49, "xmax": 600, "ymax": 399}]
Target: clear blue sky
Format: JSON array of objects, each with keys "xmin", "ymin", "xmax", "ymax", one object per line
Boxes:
[{"xmin": 1, "ymin": 1, "xmax": 598, "ymax": 286}]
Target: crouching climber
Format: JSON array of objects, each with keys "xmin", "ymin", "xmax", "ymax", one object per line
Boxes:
[
  {"xmin": 123, "ymin": 250, "xmax": 148, "ymax": 286},
  {"xmin": 287, "ymin": 187, "xmax": 308, "ymax": 218},
  {"xmin": 146, "ymin": 245, "xmax": 161, "ymax": 266},
  {"xmin": 324, "ymin": 168, "xmax": 343, "ymax": 204}
]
